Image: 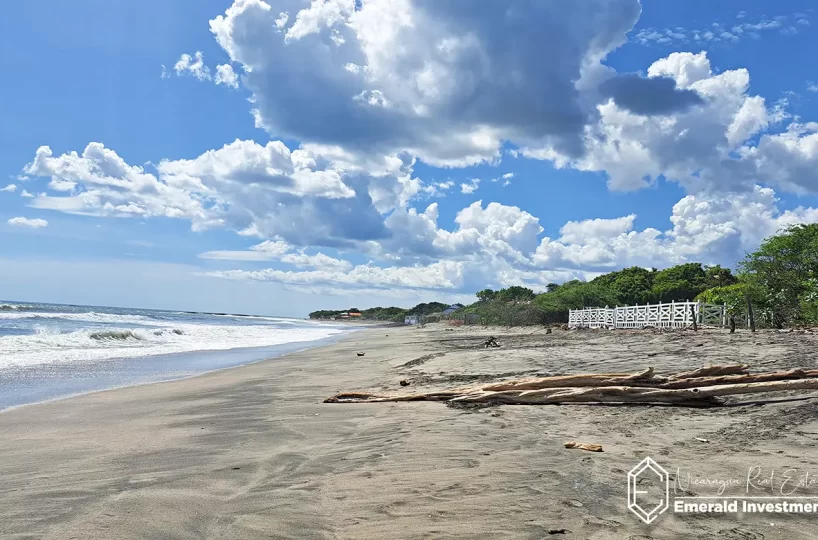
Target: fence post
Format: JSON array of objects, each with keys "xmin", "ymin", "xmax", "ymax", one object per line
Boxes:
[
  {"xmin": 747, "ymin": 298, "xmax": 756, "ymax": 333},
  {"xmin": 671, "ymin": 300, "xmax": 675, "ymax": 328}
]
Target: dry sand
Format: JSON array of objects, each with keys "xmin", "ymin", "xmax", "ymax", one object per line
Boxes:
[{"xmin": 2, "ymin": 324, "xmax": 818, "ymax": 539}]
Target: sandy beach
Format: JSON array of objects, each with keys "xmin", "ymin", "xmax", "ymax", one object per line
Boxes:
[{"xmin": 3, "ymin": 324, "xmax": 818, "ymax": 539}]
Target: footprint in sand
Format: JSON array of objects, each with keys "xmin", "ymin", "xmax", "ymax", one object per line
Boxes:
[
  {"xmin": 717, "ymin": 528, "xmax": 765, "ymax": 540},
  {"xmin": 584, "ymin": 515, "xmax": 622, "ymax": 528}
]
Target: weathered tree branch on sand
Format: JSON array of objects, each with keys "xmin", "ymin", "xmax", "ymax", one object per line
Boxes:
[
  {"xmin": 324, "ymin": 365, "xmax": 818, "ymax": 407},
  {"xmin": 480, "ymin": 367, "xmax": 660, "ymax": 391},
  {"xmin": 658, "ymin": 368, "xmax": 818, "ymax": 389},
  {"xmin": 443, "ymin": 379, "xmax": 818, "ymax": 405},
  {"xmin": 671, "ymin": 364, "xmax": 750, "ymax": 379}
]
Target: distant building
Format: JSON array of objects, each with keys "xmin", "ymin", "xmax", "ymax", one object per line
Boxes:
[
  {"xmin": 349, "ymin": 312, "xmax": 362, "ymax": 317},
  {"xmin": 442, "ymin": 304, "xmax": 464, "ymax": 316},
  {"xmin": 404, "ymin": 315, "xmax": 424, "ymax": 325},
  {"xmin": 464, "ymin": 313, "xmax": 480, "ymax": 325}
]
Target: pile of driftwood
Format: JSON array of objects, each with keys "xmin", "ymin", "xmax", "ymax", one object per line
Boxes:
[{"xmin": 324, "ymin": 365, "xmax": 818, "ymax": 407}]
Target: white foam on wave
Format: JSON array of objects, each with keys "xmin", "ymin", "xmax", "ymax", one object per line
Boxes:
[
  {"xmin": 0, "ymin": 321, "xmax": 347, "ymax": 369},
  {"xmin": 0, "ymin": 311, "xmax": 156, "ymax": 324}
]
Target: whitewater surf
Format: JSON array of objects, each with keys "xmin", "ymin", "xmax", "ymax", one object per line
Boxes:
[{"xmin": 0, "ymin": 301, "xmax": 353, "ymax": 409}]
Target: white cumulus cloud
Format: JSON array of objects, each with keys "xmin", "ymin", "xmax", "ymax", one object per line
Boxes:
[
  {"xmin": 8, "ymin": 217, "xmax": 48, "ymax": 229},
  {"xmin": 16, "ymin": 1, "xmax": 818, "ymax": 299},
  {"xmin": 208, "ymin": 259, "xmax": 465, "ymax": 292},
  {"xmin": 460, "ymin": 178, "xmax": 480, "ymax": 194},
  {"xmin": 214, "ymin": 64, "xmax": 239, "ymax": 88},
  {"xmin": 521, "ymin": 51, "xmax": 818, "ymax": 195},
  {"xmin": 208, "ymin": 0, "xmax": 643, "ymax": 166},
  {"xmin": 633, "ymin": 13, "xmax": 807, "ymax": 47},
  {"xmin": 174, "ymin": 51, "xmax": 211, "ymax": 81},
  {"xmin": 21, "ymin": 140, "xmax": 428, "ymax": 247}
]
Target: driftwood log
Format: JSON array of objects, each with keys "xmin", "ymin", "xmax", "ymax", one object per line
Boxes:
[
  {"xmin": 324, "ymin": 364, "xmax": 818, "ymax": 407},
  {"xmin": 564, "ymin": 441, "xmax": 603, "ymax": 452}
]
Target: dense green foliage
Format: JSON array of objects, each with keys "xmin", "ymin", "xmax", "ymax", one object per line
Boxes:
[
  {"xmin": 495, "ymin": 286, "xmax": 536, "ymax": 302},
  {"xmin": 307, "ymin": 309, "xmax": 355, "ymax": 319},
  {"xmin": 407, "ymin": 302, "xmax": 450, "ymax": 315},
  {"xmin": 309, "ymin": 301, "xmax": 450, "ymax": 322},
  {"xmin": 359, "ymin": 306, "xmax": 409, "ymax": 321},
  {"xmin": 475, "ymin": 288, "xmax": 496, "ymax": 302},
  {"xmin": 586, "ymin": 263, "xmax": 737, "ymax": 305},
  {"xmin": 533, "ymin": 280, "xmax": 620, "ymax": 323},
  {"xmin": 465, "ymin": 299, "xmax": 546, "ymax": 326},
  {"xmin": 590, "ymin": 266, "xmax": 656, "ymax": 305},
  {"xmin": 738, "ymin": 224, "xmax": 818, "ymax": 327},
  {"xmin": 475, "ymin": 286, "xmax": 535, "ymax": 303},
  {"xmin": 310, "ymin": 225, "xmax": 818, "ymax": 328},
  {"xmin": 695, "ymin": 283, "xmax": 751, "ymax": 315}
]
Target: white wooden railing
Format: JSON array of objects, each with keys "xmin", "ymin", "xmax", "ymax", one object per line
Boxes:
[{"xmin": 568, "ymin": 301, "xmax": 726, "ymax": 329}]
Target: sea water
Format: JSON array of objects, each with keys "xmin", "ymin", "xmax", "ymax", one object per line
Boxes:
[{"xmin": 0, "ymin": 301, "xmax": 352, "ymax": 410}]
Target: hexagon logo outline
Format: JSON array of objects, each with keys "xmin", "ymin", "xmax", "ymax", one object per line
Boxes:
[{"xmin": 628, "ymin": 456, "xmax": 670, "ymax": 524}]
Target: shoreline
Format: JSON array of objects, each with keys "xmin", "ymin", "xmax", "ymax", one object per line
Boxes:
[
  {"xmin": 4, "ymin": 324, "xmax": 818, "ymax": 539},
  {"xmin": 0, "ymin": 328, "xmax": 365, "ymax": 414}
]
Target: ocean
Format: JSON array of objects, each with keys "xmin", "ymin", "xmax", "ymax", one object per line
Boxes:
[{"xmin": 0, "ymin": 301, "xmax": 353, "ymax": 410}]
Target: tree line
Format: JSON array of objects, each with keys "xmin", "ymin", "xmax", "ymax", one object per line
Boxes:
[
  {"xmin": 309, "ymin": 224, "xmax": 818, "ymax": 328},
  {"xmin": 308, "ymin": 302, "xmax": 449, "ymax": 322}
]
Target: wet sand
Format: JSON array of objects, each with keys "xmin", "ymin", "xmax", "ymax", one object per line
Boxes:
[{"xmin": 2, "ymin": 324, "xmax": 818, "ymax": 539}]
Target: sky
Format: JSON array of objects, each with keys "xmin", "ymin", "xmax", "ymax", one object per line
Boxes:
[{"xmin": 1, "ymin": 0, "xmax": 818, "ymax": 317}]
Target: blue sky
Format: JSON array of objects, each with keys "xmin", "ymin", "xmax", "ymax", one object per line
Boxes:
[{"xmin": 2, "ymin": 0, "xmax": 818, "ymax": 317}]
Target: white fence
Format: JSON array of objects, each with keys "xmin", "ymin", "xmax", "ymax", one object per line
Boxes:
[{"xmin": 568, "ymin": 301, "xmax": 726, "ymax": 329}]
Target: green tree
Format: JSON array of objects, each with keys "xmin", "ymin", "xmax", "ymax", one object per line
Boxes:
[
  {"xmin": 740, "ymin": 223, "xmax": 818, "ymax": 327},
  {"xmin": 308, "ymin": 309, "xmax": 344, "ymax": 319},
  {"xmin": 591, "ymin": 266, "xmax": 655, "ymax": 305},
  {"xmin": 695, "ymin": 282, "xmax": 759, "ymax": 315},
  {"xmin": 704, "ymin": 265, "xmax": 737, "ymax": 289},
  {"xmin": 533, "ymin": 281, "xmax": 619, "ymax": 323},
  {"xmin": 407, "ymin": 302, "xmax": 449, "ymax": 315},
  {"xmin": 476, "ymin": 288, "xmax": 497, "ymax": 302},
  {"xmin": 473, "ymin": 299, "xmax": 546, "ymax": 326},
  {"xmin": 650, "ymin": 263, "xmax": 708, "ymax": 302},
  {"xmin": 496, "ymin": 286, "xmax": 536, "ymax": 302},
  {"xmin": 360, "ymin": 306, "xmax": 408, "ymax": 322}
]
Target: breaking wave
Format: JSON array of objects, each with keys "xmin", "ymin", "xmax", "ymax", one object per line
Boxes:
[
  {"xmin": 0, "ymin": 320, "xmax": 346, "ymax": 370},
  {"xmin": 89, "ymin": 330, "xmax": 145, "ymax": 341},
  {"xmin": 0, "ymin": 303, "xmax": 37, "ymax": 311},
  {"xmin": 0, "ymin": 311, "xmax": 155, "ymax": 324}
]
